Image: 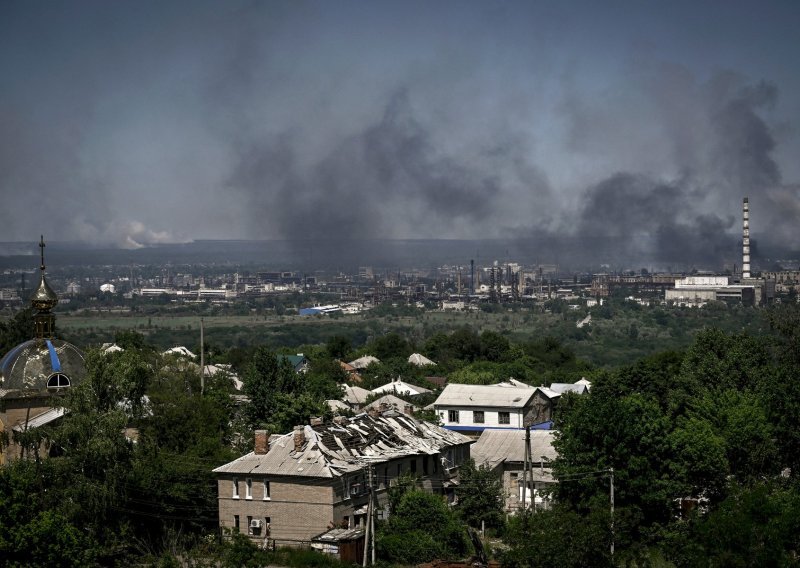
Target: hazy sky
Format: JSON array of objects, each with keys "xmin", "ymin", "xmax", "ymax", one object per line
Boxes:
[{"xmin": 2, "ymin": 0, "xmax": 799, "ymax": 261}]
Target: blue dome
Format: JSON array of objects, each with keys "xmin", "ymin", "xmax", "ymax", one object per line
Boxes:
[{"xmin": 0, "ymin": 339, "xmax": 86, "ymax": 392}]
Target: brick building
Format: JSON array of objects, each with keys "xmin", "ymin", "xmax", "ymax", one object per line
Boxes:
[{"xmin": 213, "ymin": 411, "xmax": 472, "ymax": 545}]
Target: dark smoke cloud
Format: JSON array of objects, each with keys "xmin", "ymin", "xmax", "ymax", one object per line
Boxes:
[
  {"xmin": 226, "ymin": 89, "xmax": 552, "ymax": 245},
  {"xmin": 3, "ymin": 2, "xmax": 799, "ymax": 270},
  {"xmin": 516, "ymin": 69, "xmax": 800, "ymax": 270}
]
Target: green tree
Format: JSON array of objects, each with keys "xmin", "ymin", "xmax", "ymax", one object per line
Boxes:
[
  {"xmin": 480, "ymin": 330, "xmax": 511, "ymax": 362},
  {"xmin": 502, "ymin": 505, "xmax": 612, "ymax": 568},
  {"xmin": 325, "ymin": 335, "xmax": 352, "ymax": 360},
  {"xmin": 243, "ymin": 347, "xmax": 301, "ymax": 426},
  {"xmin": 377, "ymin": 489, "xmax": 470, "ymax": 564},
  {"xmin": 454, "ymin": 459, "xmax": 505, "ymax": 529},
  {"xmin": 114, "ymin": 329, "xmax": 148, "ymax": 350}
]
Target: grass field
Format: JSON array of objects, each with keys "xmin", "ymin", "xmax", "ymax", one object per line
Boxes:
[{"xmin": 52, "ymin": 302, "xmax": 772, "ymax": 368}]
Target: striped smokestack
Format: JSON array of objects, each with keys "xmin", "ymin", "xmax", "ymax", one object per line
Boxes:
[{"xmin": 742, "ymin": 197, "xmax": 750, "ymax": 279}]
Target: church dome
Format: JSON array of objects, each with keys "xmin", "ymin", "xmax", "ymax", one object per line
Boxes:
[
  {"xmin": 0, "ymin": 237, "xmax": 86, "ymax": 393},
  {"xmin": 0, "ymin": 339, "xmax": 86, "ymax": 392}
]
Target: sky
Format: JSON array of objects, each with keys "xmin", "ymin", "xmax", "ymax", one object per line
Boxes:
[{"xmin": 1, "ymin": 0, "xmax": 799, "ymax": 266}]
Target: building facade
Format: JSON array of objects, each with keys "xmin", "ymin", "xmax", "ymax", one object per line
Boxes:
[{"xmin": 213, "ymin": 412, "xmax": 472, "ymax": 545}]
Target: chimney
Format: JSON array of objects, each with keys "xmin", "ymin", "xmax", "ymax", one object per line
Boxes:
[
  {"xmin": 310, "ymin": 416, "xmax": 323, "ymax": 426},
  {"xmin": 254, "ymin": 430, "xmax": 269, "ymax": 455},
  {"xmin": 743, "ymin": 197, "xmax": 751, "ymax": 279},
  {"xmin": 293, "ymin": 425, "xmax": 306, "ymax": 453},
  {"xmin": 333, "ymin": 415, "xmax": 348, "ymax": 425},
  {"xmin": 404, "ymin": 404, "xmax": 413, "ymax": 415},
  {"xmin": 368, "ymin": 407, "xmax": 380, "ymax": 419}
]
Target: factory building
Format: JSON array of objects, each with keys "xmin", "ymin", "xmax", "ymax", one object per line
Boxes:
[{"xmin": 665, "ymin": 276, "xmax": 756, "ymax": 307}]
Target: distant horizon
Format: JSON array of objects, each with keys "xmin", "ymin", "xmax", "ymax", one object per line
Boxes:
[{"xmin": 0, "ymin": 236, "xmax": 796, "ymax": 275}]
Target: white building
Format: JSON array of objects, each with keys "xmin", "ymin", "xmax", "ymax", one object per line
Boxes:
[{"xmin": 432, "ymin": 383, "xmax": 539, "ymax": 434}]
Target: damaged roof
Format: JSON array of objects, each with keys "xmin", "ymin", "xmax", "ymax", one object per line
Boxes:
[{"xmin": 213, "ymin": 413, "xmax": 472, "ymax": 478}]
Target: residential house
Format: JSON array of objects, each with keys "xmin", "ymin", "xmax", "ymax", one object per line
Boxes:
[
  {"xmin": 407, "ymin": 353, "xmax": 435, "ymax": 367},
  {"xmin": 348, "ymin": 355, "xmax": 380, "ymax": 370},
  {"xmin": 162, "ymin": 346, "xmax": 196, "ymax": 359},
  {"xmin": 277, "ymin": 354, "xmax": 310, "ymax": 374},
  {"xmin": 471, "ymin": 429, "xmax": 557, "ymax": 513},
  {"xmin": 362, "ymin": 394, "xmax": 419, "ymax": 415},
  {"xmin": 371, "ymin": 378, "xmax": 431, "ymax": 397},
  {"xmin": 528, "ymin": 380, "xmax": 591, "ymax": 426},
  {"xmin": 432, "ymin": 383, "xmax": 540, "ymax": 434},
  {"xmin": 213, "ymin": 412, "xmax": 472, "ymax": 545},
  {"xmin": 339, "ymin": 360, "xmax": 362, "ymax": 383},
  {"xmin": 340, "ymin": 384, "xmax": 371, "ymax": 411}
]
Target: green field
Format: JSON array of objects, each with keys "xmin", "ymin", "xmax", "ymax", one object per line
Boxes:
[{"xmin": 54, "ymin": 302, "xmax": 772, "ymax": 367}]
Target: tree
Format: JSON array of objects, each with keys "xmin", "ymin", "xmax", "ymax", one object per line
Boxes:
[
  {"xmin": 480, "ymin": 330, "xmax": 511, "ymax": 362},
  {"xmin": 243, "ymin": 347, "xmax": 300, "ymax": 427},
  {"xmin": 325, "ymin": 335, "xmax": 352, "ymax": 360},
  {"xmin": 114, "ymin": 329, "xmax": 148, "ymax": 350},
  {"xmin": 0, "ymin": 307, "xmax": 34, "ymax": 354},
  {"xmin": 503, "ymin": 505, "xmax": 612, "ymax": 568},
  {"xmin": 243, "ymin": 347, "xmax": 329, "ymax": 433},
  {"xmin": 377, "ymin": 489, "xmax": 469, "ymax": 564},
  {"xmin": 370, "ymin": 332, "xmax": 414, "ymax": 360},
  {"xmin": 454, "ymin": 459, "xmax": 505, "ymax": 529}
]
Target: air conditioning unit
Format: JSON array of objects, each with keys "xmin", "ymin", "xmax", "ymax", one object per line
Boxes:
[{"xmin": 250, "ymin": 519, "xmax": 262, "ymax": 529}]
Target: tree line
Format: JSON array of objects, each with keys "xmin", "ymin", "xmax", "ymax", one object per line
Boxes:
[{"xmin": 1, "ymin": 302, "xmax": 799, "ymax": 565}]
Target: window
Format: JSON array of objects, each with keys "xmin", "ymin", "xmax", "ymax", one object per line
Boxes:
[
  {"xmin": 247, "ymin": 515, "xmax": 253, "ymax": 535},
  {"xmin": 46, "ymin": 373, "xmax": 71, "ymax": 389},
  {"xmin": 234, "ymin": 515, "xmax": 240, "ymax": 532},
  {"xmin": 246, "ymin": 478, "xmax": 252, "ymax": 499},
  {"xmin": 448, "ymin": 410, "xmax": 459, "ymax": 423},
  {"xmin": 498, "ymin": 411, "xmax": 510, "ymax": 425},
  {"xmin": 263, "ymin": 480, "xmax": 271, "ymax": 500},
  {"xmin": 233, "ymin": 477, "xmax": 239, "ymax": 499},
  {"xmin": 473, "ymin": 410, "xmax": 485, "ymax": 423},
  {"xmin": 423, "ymin": 456, "xmax": 429, "ymax": 476},
  {"xmin": 410, "ymin": 459, "xmax": 417, "ymax": 473},
  {"xmin": 397, "ymin": 463, "xmax": 402, "ymax": 476}
]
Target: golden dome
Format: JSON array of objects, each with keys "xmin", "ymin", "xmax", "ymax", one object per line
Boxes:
[{"xmin": 31, "ymin": 270, "xmax": 58, "ymax": 312}]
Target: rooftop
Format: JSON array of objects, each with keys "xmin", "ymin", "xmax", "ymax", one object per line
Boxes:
[{"xmin": 213, "ymin": 413, "xmax": 471, "ymax": 478}]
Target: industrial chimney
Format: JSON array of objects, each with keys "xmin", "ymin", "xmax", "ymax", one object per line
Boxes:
[
  {"xmin": 470, "ymin": 259, "xmax": 475, "ymax": 296},
  {"xmin": 742, "ymin": 197, "xmax": 750, "ymax": 279}
]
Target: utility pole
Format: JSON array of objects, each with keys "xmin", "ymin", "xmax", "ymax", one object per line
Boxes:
[
  {"xmin": 363, "ymin": 464, "xmax": 374, "ymax": 567},
  {"xmin": 526, "ymin": 426, "xmax": 533, "ymax": 512},
  {"xmin": 370, "ymin": 467, "xmax": 375, "ymax": 566},
  {"xmin": 521, "ymin": 427, "xmax": 529, "ymax": 513},
  {"xmin": 610, "ymin": 467, "xmax": 615, "ymax": 559},
  {"xmin": 200, "ymin": 317, "xmax": 205, "ymax": 395}
]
